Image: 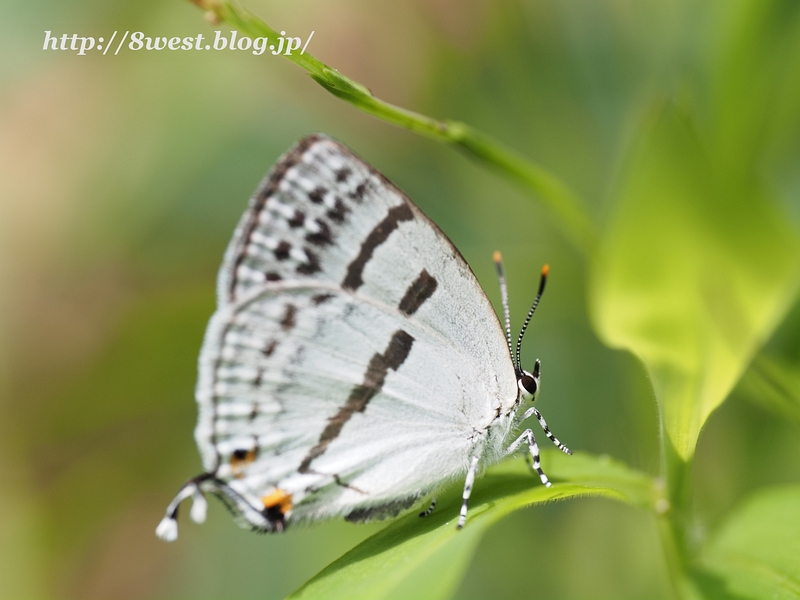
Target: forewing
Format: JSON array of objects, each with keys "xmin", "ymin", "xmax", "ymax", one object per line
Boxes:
[
  {"xmin": 218, "ymin": 134, "xmax": 402, "ymax": 305},
  {"xmin": 216, "ymin": 134, "xmax": 515, "ymax": 408}
]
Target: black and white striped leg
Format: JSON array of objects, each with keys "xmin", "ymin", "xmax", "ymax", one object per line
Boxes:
[
  {"xmin": 457, "ymin": 456, "xmax": 480, "ymax": 529},
  {"xmin": 506, "ymin": 429, "xmax": 551, "ymax": 487},
  {"xmin": 419, "ymin": 497, "xmax": 438, "ymax": 518},
  {"xmin": 520, "ymin": 406, "xmax": 572, "ymax": 455}
]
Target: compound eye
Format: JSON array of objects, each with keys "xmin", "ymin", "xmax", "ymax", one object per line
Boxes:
[{"xmin": 520, "ymin": 374, "xmax": 538, "ymax": 397}]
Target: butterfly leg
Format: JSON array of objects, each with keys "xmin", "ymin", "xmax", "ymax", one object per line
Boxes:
[
  {"xmin": 506, "ymin": 429, "xmax": 551, "ymax": 487},
  {"xmin": 419, "ymin": 497, "xmax": 438, "ymax": 518},
  {"xmin": 457, "ymin": 456, "xmax": 481, "ymax": 529},
  {"xmin": 519, "ymin": 406, "xmax": 572, "ymax": 455}
]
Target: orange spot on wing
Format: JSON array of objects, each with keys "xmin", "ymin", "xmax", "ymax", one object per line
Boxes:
[
  {"xmin": 262, "ymin": 489, "xmax": 293, "ymax": 515},
  {"xmin": 230, "ymin": 449, "xmax": 257, "ymax": 478}
]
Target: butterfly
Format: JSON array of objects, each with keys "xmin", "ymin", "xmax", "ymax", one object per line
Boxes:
[{"xmin": 156, "ymin": 134, "xmax": 572, "ymax": 541}]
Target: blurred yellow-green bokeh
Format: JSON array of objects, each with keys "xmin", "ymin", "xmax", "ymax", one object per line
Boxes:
[{"xmin": 2, "ymin": 0, "xmax": 799, "ymax": 598}]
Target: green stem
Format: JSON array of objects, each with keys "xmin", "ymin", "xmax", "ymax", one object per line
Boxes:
[
  {"xmin": 188, "ymin": 0, "xmax": 597, "ymax": 255},
  {"xmin": 656, "ymin": 514, "xmax": 687, "ymax": 599},
  {"xmin": 660, "ymin": 433, "xmax": 701, "ymax": 599}
]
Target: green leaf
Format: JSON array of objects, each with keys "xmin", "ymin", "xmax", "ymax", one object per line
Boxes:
[
  {"xmin": 541, "ymin": 449, "xmax": 659, "ymax": 511},
  {"xmin": 696, "ymin": 485, "xmax": 800, "ymax": 599},
  {"xmin": 590, "ymin": 104, "xmax": 800, "ymax": 461},
  {"xmin": 289, "ymin": 452, "xmax": 655, "ymax": 600}
]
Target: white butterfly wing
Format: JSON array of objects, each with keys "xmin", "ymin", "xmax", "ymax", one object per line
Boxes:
[
  {"xmin": 218, "ymin": 134, "xmax": 405, "ymax": 304},
  {"xmin": 196, "ymin": 135, "xmax": 517, "ymax": 527}
]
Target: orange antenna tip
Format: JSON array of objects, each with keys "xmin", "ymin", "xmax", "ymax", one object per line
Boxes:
[
  {"xmin": 493, "ymin": 251, "xmax": 502, "ymax": 263},
  {"xmin": 541, "ymin": 264, "xmax": 550, "ymax": 276}
]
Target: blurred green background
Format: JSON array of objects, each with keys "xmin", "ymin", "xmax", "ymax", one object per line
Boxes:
[{"xmin": 2, "ymin": 0, "xmax": 799, "ymax": 598}]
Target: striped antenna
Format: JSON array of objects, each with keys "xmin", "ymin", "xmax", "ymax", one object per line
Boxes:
[
  {"xmin": 493, "ymin": 252, "xmax": 514, "ymax": 367},
  {"xmin": 515, "ymin": 265, "xmax": 549, "ymax": 371}
]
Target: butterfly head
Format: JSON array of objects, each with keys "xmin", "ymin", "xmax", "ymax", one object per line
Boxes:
[{"xmin": 517, "ymin": 359, "xmax": 541, "ymax": 403}]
